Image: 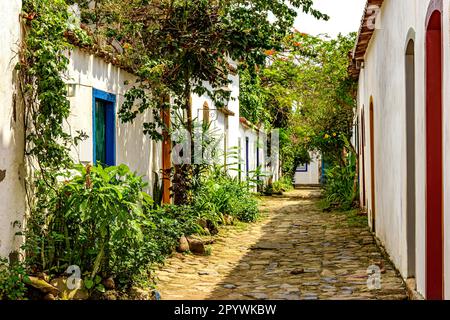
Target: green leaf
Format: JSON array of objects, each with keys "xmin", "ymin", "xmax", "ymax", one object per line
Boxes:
[
  {"xmin": 84, "ymin": 279, "xmax": 94, "ymax": 290},
  {"xmin": 96, "ymin": 284, "xmax": 106, "ymax": 293}
]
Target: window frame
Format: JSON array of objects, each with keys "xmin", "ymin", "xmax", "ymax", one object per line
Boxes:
[{"xmin": 92, "ymin": 88, "xmax": 116, "ymax": 166}]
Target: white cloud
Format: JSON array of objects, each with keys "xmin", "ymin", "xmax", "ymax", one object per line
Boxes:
[{"xmin": 294, "ymin": 0, "xmax": 367, "ymax": 37}]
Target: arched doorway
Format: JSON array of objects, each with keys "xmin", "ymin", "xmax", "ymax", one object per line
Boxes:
[
  {"xmin": 425, "ymin": 2, "xmax": 443, "ymax": 299},
  {"xmin": 361, "ymin": 108, "xmax": 366, "ymax": 208},
  {"xmin": 405, "ymin": 37, "xmax": 416, "ymax": 279},
  {"xmin": 369, "ymin": 98, "xmax": 376, "ymax": 231}
]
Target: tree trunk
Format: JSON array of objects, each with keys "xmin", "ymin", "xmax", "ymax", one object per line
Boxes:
[{"xmin": 173, "ymin": 73, "xmax": 194, "ymax": 205}]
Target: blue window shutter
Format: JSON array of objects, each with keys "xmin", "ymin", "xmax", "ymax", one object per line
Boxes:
[
  {"xmin": 245, "ymin": 137, "xmax": 249, "ymax": 177},
  {"xmin": 93, "ymin": 89, "xmax": 116, "ymax": 166},
  {"xmin": 105, "ymin": 102, "xmax": 116, "ymax": 166}
]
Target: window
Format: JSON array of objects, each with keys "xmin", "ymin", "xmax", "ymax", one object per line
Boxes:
[
  {"xmin": 238, "ymin": 138, "xmax": 242, "ymax": 181},
  {"xmin": 93, "ymin": 89, "xmax": 116, "ymax": 166},
  {"xmin": 224, "ymin": 115, "xmax": 229, "ymax": 167},
  {"xmin": 245, "ymin": 137, "xmax": 249, "ymax": 178}
]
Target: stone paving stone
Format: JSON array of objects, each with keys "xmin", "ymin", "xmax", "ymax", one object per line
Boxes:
[{"xmin": 154, "ymin": 188, "xmax": 408, "ymax": 300}]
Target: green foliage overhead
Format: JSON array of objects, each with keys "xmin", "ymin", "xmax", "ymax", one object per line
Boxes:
[
  {"xmin": 72, "ymin": 0, "xmax": 327, "ymax": 137},
  {"xmin": 240, "ymin": 32, "xmax": 357, "ymax": 177},
  {"xmin": 289, "ymin": 33, "xmax": 358, "ymax": 163}
]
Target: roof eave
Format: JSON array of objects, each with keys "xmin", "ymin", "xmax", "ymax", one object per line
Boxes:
[{"xmin": 349, "ymin": 0, "xmax": 384, "ymax": 79}]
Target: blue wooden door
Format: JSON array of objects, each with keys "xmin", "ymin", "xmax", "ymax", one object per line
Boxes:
[{"xmin": 93, "ymin": 89, "xmax": 116, "ymax": 166}]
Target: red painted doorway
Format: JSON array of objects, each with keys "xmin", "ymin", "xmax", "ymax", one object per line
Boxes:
[
  {"xmin": 425, "ymin": 8, "xmax": 444, "ymax": 300},
  {"xmin": 361, "ymin": 108, "xmax": 366, "ymax": 208}
]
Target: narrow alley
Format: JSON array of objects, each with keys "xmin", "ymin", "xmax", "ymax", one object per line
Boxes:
[{"xmin": 154, "ymin": 188, "xmax": 408, "ymax": 300}]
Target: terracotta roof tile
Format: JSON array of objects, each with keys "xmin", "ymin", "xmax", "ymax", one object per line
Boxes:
[{"xmin": 349, "ymin": 0, "xmax": 384, "ymax": 79}]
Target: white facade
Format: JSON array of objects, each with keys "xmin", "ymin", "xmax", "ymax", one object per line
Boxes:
[
  {"xmin": 238, "ymin": 121, "xmax": 259, "ymax": 180},
  {"xmin": 354, "ymin": 0, "xmax": 450, "ymax": 299},
  {"xmin": 237, "ymin": 120, "xmax": 277, "ymax": 187},
  {"xmin": 0, "ymin": 0, "xmax": 25, "ymax": 258},
  {"xmin": 0, "ymin": 3, "xmax": 273, "ymax": 261},
  {"xmin": 190, "ymin": 69, "xmax": 240, "ymax": 171},
  {"xmin": 190, "ymin": 70, "xmax": 275, "ymax": 185},
  {"xmin": 66, "ymin": 49, "xmax": 162, "ymax": 194},
  {"xmin": 294, "ymin": 154, "xmax": 320, "ymax": 186}
]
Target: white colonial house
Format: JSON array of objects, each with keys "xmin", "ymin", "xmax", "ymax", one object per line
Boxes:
[
  {"xmin": 351, "ymin": 0, "xmax": 450, "ymax": 299},
  {"xmin": 294, "ymin": 153, "xmax": 321, "ymax": 186},
  {"xmin": 0, "ymin": 0, "xmax": 276, "ymax": 260},
  {"xmin": 65, "ymin": 48, "xmax": 163, "ymax": 192},
  {"xmin": 238, "ymin": 118, "xmax": 279, "ymax": 188}
]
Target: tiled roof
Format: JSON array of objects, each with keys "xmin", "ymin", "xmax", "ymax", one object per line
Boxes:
[{"xmin": 349, "ymin": 0, "xmax": 385, "ymax": 79}]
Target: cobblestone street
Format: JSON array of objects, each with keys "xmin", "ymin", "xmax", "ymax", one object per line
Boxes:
[{"xmin": 154, "ymin": 188, "xmax": 408, "ymax": 300}]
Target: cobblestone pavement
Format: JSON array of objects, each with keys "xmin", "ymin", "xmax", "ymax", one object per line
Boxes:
[{"xmin": 154, "ymin": 188, "xmax": 408, "ymax": 300}]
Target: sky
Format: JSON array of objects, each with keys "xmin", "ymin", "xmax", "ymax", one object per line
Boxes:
[{"xmin": 294, "ymin": 0, "xmax": 367, "ymax": 37}]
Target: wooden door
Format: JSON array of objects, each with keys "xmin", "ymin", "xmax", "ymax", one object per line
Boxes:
[{"xmin": 425, "ymin": 9, "xmax": 443, "ymax": 300}]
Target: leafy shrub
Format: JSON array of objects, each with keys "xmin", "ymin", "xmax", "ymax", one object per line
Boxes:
[
  {"xmin": 193, "ymin": 167, "xmax": 260, "ymax": 223},
  {"xmin": 323, "ymin": 152, "xmax": 357, "ymax": 210},
  {"xmin": 280, "ymin": 175, "xmax": 295, "ymax": 191},
  {"xmin": 272, "ymin": 176, "xmax": 294, "ymax": 193},
  {"xmin": 0, "ymin": 258, "xmax": 28, "ymax": 300},
  {"xmin": 264, "ymin": 175, "xmax": 293, "ymax": 195},
  {"xmin": 22, "ymin": 163, "xmax": 261, "ymax": 290},
  {"xmin": 111, "ymin": 205, "xmax": 198, "ymax": 286},
  {"xmin": 230, "ymin": 195, "xmax": 259, "ymax": 222},
  {"xmin": 24, "ymin": 164, "xmax": 158, "ymax": 285}
]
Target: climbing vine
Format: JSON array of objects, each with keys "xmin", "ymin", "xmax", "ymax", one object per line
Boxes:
[
  {"xmin": 20, "ymin": 0, "xmax": 81, "ymax": 172},
  {"xmin": 17, "ymin": 0, "xmax": 90, "ymax": 266}
]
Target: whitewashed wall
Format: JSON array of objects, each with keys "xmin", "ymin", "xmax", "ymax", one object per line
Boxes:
[
  {"xmin": 191, "ymin": 69, "xmax": 240, "ymax": 172},
  {"xmin": 0, "ymin": 0, "xmax": 25, "ymax": 258},
  {"xmin": 66, "ymin": 49, "xmax": 162, "ymax": 194},
  {"xmin": 356, "ymin": 0, "xmax": 450, "ymax": 298},
  {"xmin": 240, "ymin": 124, "xmax": 256, "ymax": 180},
  {"xmin": 238, "ymin": 123, "xmax": 268, "ymax": 186},
  {"xmin": 294, "ymin": 153, "xmax": 320, "ymax": 185}
]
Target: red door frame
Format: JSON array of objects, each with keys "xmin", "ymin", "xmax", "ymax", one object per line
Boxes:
[
  {"xmin": 425, "ymin": 0, "xmax": 444, "ymax": 300},
  {"xmin": 361, "ymin": 108, "xmax": 366, "ymax": 207}
]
